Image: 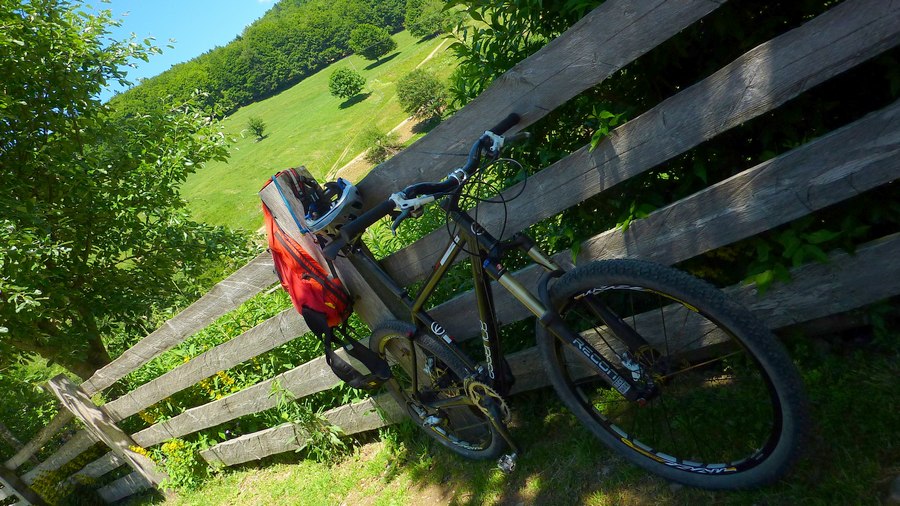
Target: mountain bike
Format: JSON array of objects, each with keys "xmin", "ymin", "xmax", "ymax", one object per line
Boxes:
[{"xmin": 322, "ymin": 114, "xmax": 809, "ymax": 489}]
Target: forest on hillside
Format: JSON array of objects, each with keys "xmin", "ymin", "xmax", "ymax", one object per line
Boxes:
[{"xmin": 109, "ymin": 0, "xmax": 455, "ymax": 116}]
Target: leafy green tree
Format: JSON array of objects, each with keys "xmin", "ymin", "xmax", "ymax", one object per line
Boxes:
[
  {"xmin": 247, "ymin": 116, "xmax": 267, "ymax": 140},
  {"xmin": 328, "ymin": 68, "xmax": 366, "ymax": 99},
  {"xmin": 349, "ymin": 24, "xmax": 397, "ymax": 61},
  {"xmin": 0, "ymin": 0, "xmax": 249, "ymax": 379},
  {"xmin": 405, "ymin": 0, "xmax": 458, "ymax": 38},
  {"xmin": 396, "ymin": 69, "xmax": 446, "ymax": 119}
]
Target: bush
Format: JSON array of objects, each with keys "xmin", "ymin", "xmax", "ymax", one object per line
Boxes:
[
  {"xmin": 247, "ymin": 116, "xmax": 266, "ymax": 140},
  {"xmin": 362, "ymin": 127, "xmax": 403, "ymax": 164},
  {"xmin": 328, "ymin": 68, "xmax": 366, "ymax": 100},
  {"xmin": 349, "ymin": 24, "xmax": 397, "ymax": 61},
  {"xmin": 396, "ymin": 69, "xmax": 446, "ymax": 119}
]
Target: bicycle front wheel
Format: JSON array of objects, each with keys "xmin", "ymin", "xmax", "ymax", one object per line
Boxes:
[
  {"xmin": 371, "ymin": 320, "xmax": 506, "ymax": 460},
  {"xmin": 536, "ymin": 259, "xmax": 808, "ymax": 489}
]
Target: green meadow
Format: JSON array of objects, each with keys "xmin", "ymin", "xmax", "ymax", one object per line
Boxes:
[{"xmin": 181, "ymin": 31, "xmax": 455, "ymax": 232}]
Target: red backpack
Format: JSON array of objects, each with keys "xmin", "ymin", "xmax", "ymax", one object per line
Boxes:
[{"xmin": 260, "ymin": 167, "xmax": 389, "ymax": 390}]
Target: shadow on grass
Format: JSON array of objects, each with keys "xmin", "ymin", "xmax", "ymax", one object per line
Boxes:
[
  {"xmin": 364, "ymin": 53, "xmax": 400, "ymax": 70},
  {"xmin": 411, "ymin": 116, "xmax": 441, "ymax": 134},
  {"xmin": 339, "ymin": 93, "xmax": 372, "ymax": 109},
  {"xmin": 416, "ymin": 32, "xmax": 442, "ymax": 44},
  {"xmin": 370, "ymin": 336, "xmax": 900, "ymax": 505}
]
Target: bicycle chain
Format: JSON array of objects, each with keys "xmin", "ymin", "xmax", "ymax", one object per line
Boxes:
[{"xmin": 464, "ymin": 378, "xmax": 512, "ymax": 425}]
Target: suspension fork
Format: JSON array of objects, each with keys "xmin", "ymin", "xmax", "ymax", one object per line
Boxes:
[{"xmin": 481, "ymin": 237, "xmax": 652, "ymax": 402}]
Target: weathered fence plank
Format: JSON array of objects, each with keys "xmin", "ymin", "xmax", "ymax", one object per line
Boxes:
[
  {"xmin": 382, "ymin": 0, "xmax": 900, "ymax": 287},
  {"xmin": 199, "ymin": 395, "xmax": 404, "ymax": 468},
  {"xmin": 0, "ymin": 466, "xmax": 41, "ymax": 505},
  {"xmin": 81, "ymin": 252, "xmax": 277, "ymax": 396},
  {"xmin": 130, "ymin": 353, "xmax": 342, "ymax": 448},
  {"xmin": 4, "ymin": 411, "xmax": 72, "ymax": 471},
  {"xmin": 729, "ymin": 233, "xmax": 900, "ymax": 327},
  {"xmin": 357, "ymin": 0, "xmax": 726, "ymax": 205},
  {"xmin": 67, "ymin": 452, "xmax": 123, "ymax": 484},
  {"xmin": 427, "ymin": 99, "xmax": 900, "ymax": 342},
  {"xmin": 96, "ymin": 472, "xmax": 151, "ymax": 504},
  {"xmin": 21, "ymin": 430, "xmax": 95, "ymax": 485},
  {"xmin": 44, "ymin": 376, "xmax": 166, "ymax": 489},
  {"xmin": 104, "ymin": 308, "xmax": 308, "ymax": 422}
]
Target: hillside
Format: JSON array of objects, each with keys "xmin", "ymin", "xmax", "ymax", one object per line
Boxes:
[{"xmin": 181, "ymin": 31, "xmax": 455, "ymax": 232}]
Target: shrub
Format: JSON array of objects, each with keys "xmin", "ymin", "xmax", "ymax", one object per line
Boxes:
[
  {"xmin": 396, "ymin": 69, "xmax": 446, "ymax": 119},
  {"xmin": 247, "ymin": 116, "xmax": 266, "ymax": 141},
  {"xmin": 362, "ymin": 127, "xmax": 403, "ymax": 164},
  {"xmin": 328, "ymin": 68, "xmax": 366, "ymax": 100},
  {"xmin": 349, "ymin": 24, "xmax": 397, "ymax": 61}
]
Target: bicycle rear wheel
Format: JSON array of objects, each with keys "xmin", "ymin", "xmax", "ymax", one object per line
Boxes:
[
  {"xmin": 371, "ymin": 320, "xmax": 506, "ymax": 460},
  {"xmin": 536, "ymin": 259, "xmax": 808, "ymax": 489}
]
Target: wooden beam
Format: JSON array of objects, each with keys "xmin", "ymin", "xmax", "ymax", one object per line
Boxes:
[
  {"xmin": 103, "ymin": 308, "xmax": 308, "ymax": 422},
  {"xmin": 0, "ymin": 466, "xmax": 43, "ymax": 505},
  {"xmin": 382, "ymin": 0, "xmax": 900, "ymax": 287},
  {"xmin": 20, "ymin": 431, "xmax": 95, "ymax": 485},
  {"xmin": 43, "ymin": 376, "xmax": 166, "ymax": 489},
  {"xmin": 357, "ymin": 0, "xmax": 726, "ymax": 206},
  {"xmin": 4, "ymin": 411, "xmax": 72, "ymax": 471},
  {"xmin": 199, "ymin": 396, "xmax": 404, "ymax": 468},
  {"xmin": 96, "ymin": 472, "xmax": 151, "ymax": 504},
  {"xmin": 81, "ymin": 252, "xmax": 277, "ymax": 396},
  {"xmin": 131, "ymin": 353, "xmax": 343, "ymax": 448},
  {"xmin": 66, "ymin": 452, "xmax": 123, "ymax": 485}
]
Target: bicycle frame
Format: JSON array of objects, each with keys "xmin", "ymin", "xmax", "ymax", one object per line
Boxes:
[{"xmin": 349, "ymin": 197, "xmax": 649, "ymax": 405}]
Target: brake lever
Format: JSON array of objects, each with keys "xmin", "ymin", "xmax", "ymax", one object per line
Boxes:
[{"xmin": 391, "ymin": 209, "xmax": 411, "ymax": 236}]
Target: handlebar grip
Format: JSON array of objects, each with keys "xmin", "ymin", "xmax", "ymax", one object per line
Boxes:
[
  {"xmin": 323, "ymin": 198, "xmax": 396, "ymax": 260},
  {"xmin": 488, "ymin": 113, "xmax": 521, "ymax": 136}
]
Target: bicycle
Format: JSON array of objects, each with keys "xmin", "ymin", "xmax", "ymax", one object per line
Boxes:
[{"xmin": 321, "ymin": 114, "xmax": 809, "ymax": 489}]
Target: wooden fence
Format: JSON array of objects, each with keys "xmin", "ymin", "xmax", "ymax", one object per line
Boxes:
[{"xmin": 3, "ymin": 0, "xmax": 899, "ymax": 503}]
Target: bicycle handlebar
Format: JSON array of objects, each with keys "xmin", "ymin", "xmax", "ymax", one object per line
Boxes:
[
  {"xmin": 323, "ymin": 114, "xmax": 521, "ymax": 260},
  {"xmin": 489, "ymin": 113, "xmax": 521, "ymax": 136}
]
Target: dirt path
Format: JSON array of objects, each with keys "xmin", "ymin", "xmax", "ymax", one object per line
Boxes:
[{"xmin": 327, "ymin": 38, "xmax": 448, "ymax": 183}]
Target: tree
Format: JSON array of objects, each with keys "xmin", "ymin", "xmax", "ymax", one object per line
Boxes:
[
  {"xmin": 396, "ymin": 69, "xmax": 446, "ymax": 119},
  {"xmin": 247, "ymin": 116, "xmax": 267, "ymax": 140},
  {"xmin": 405, "ymin": 0, "xmax": 458, "ymax": 38},
  {"xmin": 0, "ymin": 0, "xmax": 249, "ymax": 379},
  {"xmin": 349, "ymin": 24, "xmax": 397, "ymax": 61},
  {"xmin": 328, "ymin": 68, "xmax": 366, "ymax": 99}
]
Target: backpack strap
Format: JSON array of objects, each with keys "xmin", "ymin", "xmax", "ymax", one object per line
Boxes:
[{"xmin": 302, "ymin": 307, "xmax": 391, "ymax": 390}]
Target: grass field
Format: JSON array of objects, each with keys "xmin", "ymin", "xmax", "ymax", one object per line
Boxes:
[{"xmin": 181, "ymin": 31, "xmax": 456, "ymax": 232}]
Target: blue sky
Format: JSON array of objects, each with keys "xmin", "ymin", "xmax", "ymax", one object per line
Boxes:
[{"xmin": 95, "ymin": 0, "xmax": 276, "ymax": 101}]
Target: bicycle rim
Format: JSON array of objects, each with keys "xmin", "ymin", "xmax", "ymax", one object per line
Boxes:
[
  {"xmin": 539, "ymin": 260, "xmax": 805, "ymax": 488},
  {"xmin": 373, "ymin": 321, "xmax": 502, "ymax": 458}
]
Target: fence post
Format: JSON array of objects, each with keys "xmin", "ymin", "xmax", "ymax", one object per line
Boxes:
[
  {"xmin": 0, "ymin": 465, "xmax": 44, "ymax": 505},
  {"xmin": 45, "ymin": 376, "xmax": 167, "ymax": 492}
]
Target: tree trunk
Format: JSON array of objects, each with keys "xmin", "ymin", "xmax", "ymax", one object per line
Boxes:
[
  {"xmin": 0, "ymin": 421, "xmax": 23, "ymax": 451},
  {"xmin": 8, "ymin": 335, "xmax": 104, "ymax": 381}
]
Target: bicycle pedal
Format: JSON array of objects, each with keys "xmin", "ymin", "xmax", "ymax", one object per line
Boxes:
[{"xmin": 497, "ymin": 453, "xmax": 517, "ymax": 474}]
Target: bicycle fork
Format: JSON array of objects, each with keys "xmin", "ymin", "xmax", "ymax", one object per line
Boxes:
[{"xmin": 481, "ymin": 243, "xmax": 656, "ymax": 403}]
